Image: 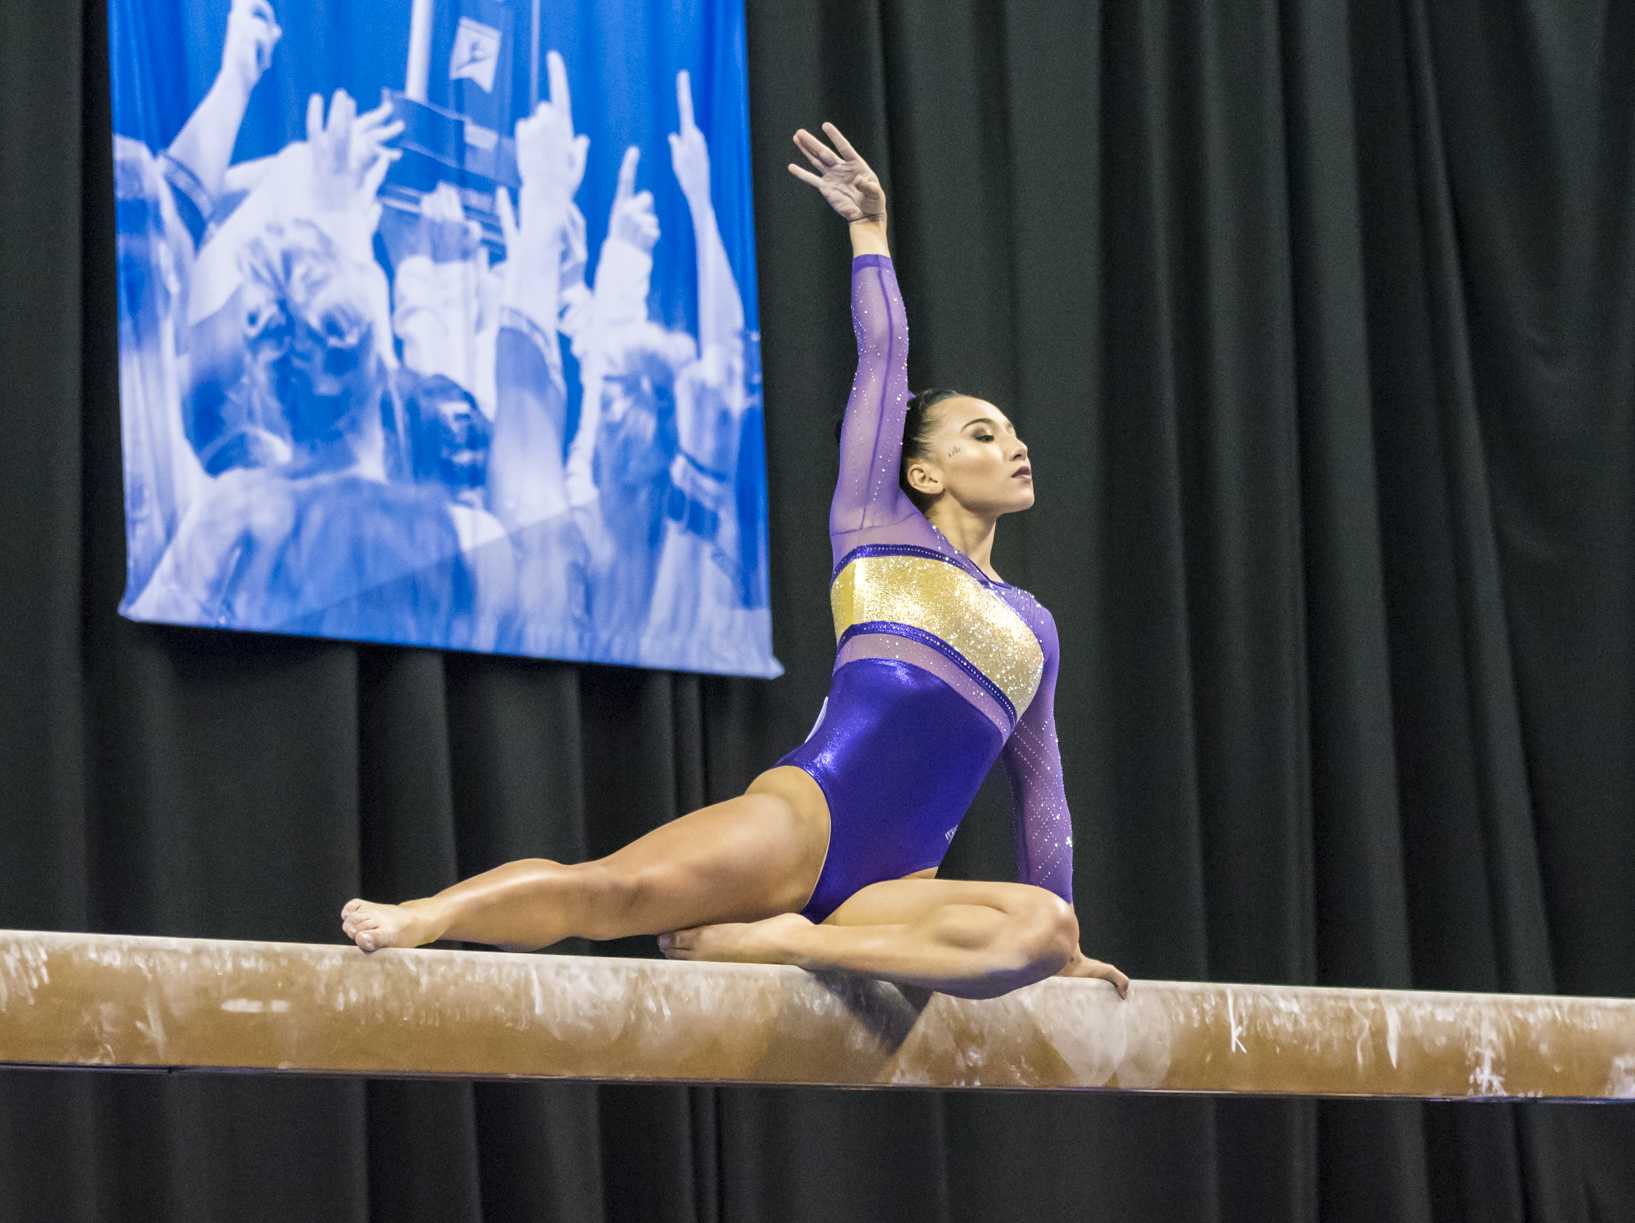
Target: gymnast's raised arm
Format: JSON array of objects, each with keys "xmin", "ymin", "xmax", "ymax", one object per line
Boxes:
[{"xmin": 787, "ymin": 125, "xmax": 913, "ymax": 544}]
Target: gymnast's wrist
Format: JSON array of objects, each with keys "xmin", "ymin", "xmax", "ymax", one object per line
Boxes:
[{"xmin": 847, "ymin": 215, "xmax": 889, "ymax": 258}]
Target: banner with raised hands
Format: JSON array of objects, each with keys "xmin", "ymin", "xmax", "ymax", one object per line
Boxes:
[{"xmin": 109, "ymin": 0, "xmax": 780, "ymax": 678}]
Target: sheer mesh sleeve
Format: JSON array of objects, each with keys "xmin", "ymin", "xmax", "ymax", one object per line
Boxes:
[
  {"xmin": 830, "ymin": 254, "xmax": 915, "ymax": 540},
  {"xmin": 1001, "ymin": 606, "xmax": 1074, "ymax": 904}
]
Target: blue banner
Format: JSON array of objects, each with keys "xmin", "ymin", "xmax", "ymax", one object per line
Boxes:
[{"xmin": 110, "ymin": 0, "xmax": 780, "ymax": 678}]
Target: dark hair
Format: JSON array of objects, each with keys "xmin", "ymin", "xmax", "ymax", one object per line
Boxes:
[
  {"xmin": 833, "ymin": 387, "xmax": 964, "ymax": 511},
  {"xmin": 398, "ymin": 372, "xmax": 489, "ymax": 487}
]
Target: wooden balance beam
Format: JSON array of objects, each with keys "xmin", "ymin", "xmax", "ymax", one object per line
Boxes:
[{"xmin": 2, "ymin": 930, "xmax": 1632, "ymax": 1100}]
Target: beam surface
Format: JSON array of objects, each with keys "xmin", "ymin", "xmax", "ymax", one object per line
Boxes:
[{"xmin": 2, "ymin": 930, "xmax": 1633, "ymax": 1099}]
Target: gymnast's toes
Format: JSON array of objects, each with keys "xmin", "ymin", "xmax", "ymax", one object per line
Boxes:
[
  {"xmin": 341, "ymin": 900, "xmax": 422, "ymax": 953},
  {"xmin": 659, "ymin": 915, "xmax": 810, "ymax": 965},
  {"xmin": 657, "ymin": 930, "xmax": 695, "ymax": 958}
]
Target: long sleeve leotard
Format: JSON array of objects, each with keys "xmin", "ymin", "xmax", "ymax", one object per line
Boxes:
[{"xmin": 776, "ymin": 255, "xmax": 1074, "ymax": 920}]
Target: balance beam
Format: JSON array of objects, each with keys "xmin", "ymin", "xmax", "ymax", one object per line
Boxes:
[{"xmin": 2, "ymin": 930, "xmax": 1632, "ymax": 1099}]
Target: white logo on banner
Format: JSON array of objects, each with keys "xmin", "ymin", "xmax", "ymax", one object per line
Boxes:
[{"xmin": 450, "ymin": 17, "xmax": 501, "ymax": 92}]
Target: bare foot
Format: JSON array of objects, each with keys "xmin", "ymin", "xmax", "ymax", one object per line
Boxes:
[
  {"xmin": 657, "ymin": 912, "xmax": 813, "ymax": 966},
  {"xmin": 340, "ymin": 898, "xmax": 445, "ymax": 953}
]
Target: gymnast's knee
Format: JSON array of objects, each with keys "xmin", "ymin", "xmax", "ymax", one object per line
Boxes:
[{"xmin": 570, "ymin": 860, "xmax": 650, "ymax": 939}]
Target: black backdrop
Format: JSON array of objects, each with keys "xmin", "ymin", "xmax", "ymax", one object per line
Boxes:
[{"xmin": 3, "ymin": 1, "xmax": 1634, "ymax": 1219}]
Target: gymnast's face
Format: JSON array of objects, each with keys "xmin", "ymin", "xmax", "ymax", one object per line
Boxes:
[{"xmin": 907, "ymin": 396, "xmax": 1034, "ymax": 516}]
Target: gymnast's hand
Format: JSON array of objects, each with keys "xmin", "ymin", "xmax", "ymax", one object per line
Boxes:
[
  {"xmin": 787, "ymin": 122, "xmax": 886, "ymax": 225},
  {"xmin": 1058, "ymin": 950, "xmax": 1131, "ymax": 999}
]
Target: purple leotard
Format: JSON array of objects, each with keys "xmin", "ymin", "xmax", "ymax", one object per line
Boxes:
[{"xmin": 776, "ymin": 254, "xmax": 1073, "ymax": 922}]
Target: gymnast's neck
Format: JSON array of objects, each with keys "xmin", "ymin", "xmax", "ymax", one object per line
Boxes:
[{"xmin": 926, "ymin": 501, "xmax": 1002, "ymax": 581}]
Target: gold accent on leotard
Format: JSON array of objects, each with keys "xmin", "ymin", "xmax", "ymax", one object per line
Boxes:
[{"xmin": 830, "ymin": 553, "xmax": 1045, "ymax": 717}]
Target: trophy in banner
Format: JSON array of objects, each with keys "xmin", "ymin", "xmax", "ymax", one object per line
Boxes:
[{"xmin": 379, "ymin": 0, "xmax": 537, "ymax": 250}]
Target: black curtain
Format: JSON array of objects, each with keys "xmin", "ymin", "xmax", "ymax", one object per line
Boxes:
[{"xmin": 3, "ymin": 1, "xmax": 1633, "ymax": 1219}]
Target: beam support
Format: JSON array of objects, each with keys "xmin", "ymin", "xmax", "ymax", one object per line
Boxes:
[{"xmin": 2, "ymin": 931, "xmax": 1633, "ymax": 1099}]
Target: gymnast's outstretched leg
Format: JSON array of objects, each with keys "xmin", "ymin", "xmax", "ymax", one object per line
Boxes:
[
  {"xmin": 659, "ymin": 877, "xmax": 1129, "ymax": 1001},
  {"xmin": 339, "ymin": 767, "xmax": 829, "ymax": 953}
]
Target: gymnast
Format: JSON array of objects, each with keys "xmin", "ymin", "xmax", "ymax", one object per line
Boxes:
[{"xmin": 341, "ymin": 123, "xmax": 1129, "ymax": 1001}]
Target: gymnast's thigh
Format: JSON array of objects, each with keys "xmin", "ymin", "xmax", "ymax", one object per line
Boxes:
[
  {"xmin": 821, "ymin": 876, "xmax": 1067, "ymax": 927},
  {"xmin": 583, "ymin": 769, "xmax": 831, "ymax": 923},
  {"xmin": 746, "ymin": 764, "xmax": 832, "ymax": 841},
  {"xmin": 744, "ymin": 764, "xmax": 834, "ymax": 901}
]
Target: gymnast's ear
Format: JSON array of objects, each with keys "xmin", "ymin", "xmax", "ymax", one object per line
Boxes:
[{"xmin": 903, "ymin": 453, "xmax": 943, "ymax": 500}]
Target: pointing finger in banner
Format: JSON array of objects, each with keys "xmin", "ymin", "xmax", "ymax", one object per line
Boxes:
[
  {"xmin": 615, "ymin": 145, "xmax": 640, "ymax": 203},
  {"xmin": 329, "ymin": 89, "xmax": 354, "ymax": 138},
  {"xmin": 676, "ymin": 69, "xmax": 695, "ymax": 133},
  {"xmin": 547, "ymin": 49, "xmax": 572, "ymax": 130},
  {"xmin": 360, "ymin": 150, "xmax": 395, "ymax": 200}
]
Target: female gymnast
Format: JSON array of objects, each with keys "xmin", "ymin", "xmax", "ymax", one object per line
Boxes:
[{"xmin": 340, "ymin": 123, "xmax": 1129, "ymax": 1001}]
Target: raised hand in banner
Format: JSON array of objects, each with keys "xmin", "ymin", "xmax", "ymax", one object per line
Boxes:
[
  {"xmin": 220, "ymin": 0, "xmax": 282, "ymax": 93},
  {"xmin": 653, "ymin": 65, "xmax": 755, "ymax": 636},
  {"xmin": 296, "ymin": 90, "xmax": 400, "ymax": 364},
  {"xmin": 374, "ymin": 179, "xmax": 482, "ymax": 277},
  {"xmin": 493, "ymin": 176, "xmax": 590, "ymax": 643},
  {"xmin": 163, "ymin": 0, "xmax": 281, "ymax": 221},
  {"xmin": 585, "ymin": 144, "xmax": 659, "ymax": 338},
  {"xmin": 185, "ymin": 89, "xmax": 398, "ymax": 325},
  {"xmin": 562, "ymin": 141, "xmax": 661, "ymax": 522},
  {"xmin": 608, "ymin": 146, "xmax": 660, "ymax": 254},
  {"xmin": 421, "ymin": 181, "xmax": 484, "ymax": 265},
  {"xmin": 667, "ymin": 67, "xmax": 744, "ymax": 402},
  {"xmin": 302, "ymin": 90, "xmax": 402, "ymax": 260},
  {"xmin": 514, "ymin": 50, "xmax": 588, "ymax": 240},
  {"xmin": 384, "ymin": 183, "xmax": 489, "ymax": 393},
  {"xmin": 667, "ymin": 69, "xmax": 710, "ymax": 210}
]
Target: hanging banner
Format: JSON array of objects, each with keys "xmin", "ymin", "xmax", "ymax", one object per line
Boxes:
[{"xmin": 109, "ymin": 0, "xmax": 780, "ymax": 678}]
